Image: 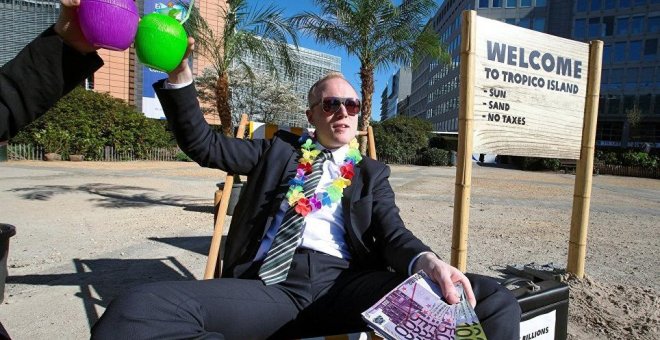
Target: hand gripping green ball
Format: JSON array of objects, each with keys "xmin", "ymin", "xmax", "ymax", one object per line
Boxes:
[{"xmin": 135, "ymin": 13, "xmax": 188, "ymax": 73}]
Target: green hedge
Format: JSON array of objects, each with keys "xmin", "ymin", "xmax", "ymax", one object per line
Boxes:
[
  {"xmin": 11, "ymin": 87, "xmax": 174, "ymax": 159},
  {"xmin": 419, "ymin": 148, "xmax": 450, "ymax": 166},
  {"xmin": 596, "ymin": 150, "xmax": 658, "ymax": 168}
]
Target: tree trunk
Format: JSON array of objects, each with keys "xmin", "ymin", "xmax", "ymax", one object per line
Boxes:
[
  {"xmin": 215, "ymin": 72, "xmax": 233, "ymax": 136},
  {"xmin": 359, "ymin": 64, "xmax": 375, "ymax": 155}
]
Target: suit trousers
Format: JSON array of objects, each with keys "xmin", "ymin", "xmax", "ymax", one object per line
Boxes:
[{"xmin": 92, "ymin": 253, "xmax": 520, "ymax": 340}]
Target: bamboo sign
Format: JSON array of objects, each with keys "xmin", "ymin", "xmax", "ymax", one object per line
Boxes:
[
  {"xmin": 452, "ymin": 11, "xmax": 602, "ymax": 278},
  {"xmin": 472, "ymin": 16, "xmax": 591, "ymax": 159}
]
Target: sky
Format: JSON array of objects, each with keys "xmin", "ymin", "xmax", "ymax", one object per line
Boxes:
[{"xmin": 247, "ymin": 0, "xmax": 406, "ymax": 122}]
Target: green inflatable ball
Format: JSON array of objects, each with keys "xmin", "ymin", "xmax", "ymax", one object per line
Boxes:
[{"xmin": 135, "ymin": 13, "xmax": 188, "ymax": 73}]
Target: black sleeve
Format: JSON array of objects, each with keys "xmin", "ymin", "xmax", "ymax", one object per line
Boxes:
[
  {"xmin": 0, "ymin": 26, "xmax": 104, "ymax": 141},
  {"xmin": 154, "ymin": 80, "xmax": 269, "ymax": 175},
  {"xmin": 371, "ymin": 164, "xmax": 433, "ymax": 274}
]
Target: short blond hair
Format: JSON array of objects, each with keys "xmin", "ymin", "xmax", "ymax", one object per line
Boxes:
[{"xmin": 307, "ymin": 72, "xmax": 355, "ymax": 108}]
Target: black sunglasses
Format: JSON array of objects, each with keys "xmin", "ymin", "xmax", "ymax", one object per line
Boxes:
[{"xmin": 313, "ymin": 97, "xmax": 361, "ymax": 115}]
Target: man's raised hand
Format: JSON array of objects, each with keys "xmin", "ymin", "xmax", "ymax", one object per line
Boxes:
[{"xmin": 54, "ymin": 0, "xmax": 97, "ymax": 54}]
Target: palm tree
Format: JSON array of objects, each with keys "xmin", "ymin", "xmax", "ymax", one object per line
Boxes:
[
  {"xmin": 292, "ymin": 0, "xmax": 448, "ymax": 152},
  {"xmin": 185, "ymin": 0, "xmax": 299, "ymax": 136}
]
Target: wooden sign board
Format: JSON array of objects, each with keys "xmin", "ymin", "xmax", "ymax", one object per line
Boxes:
[{"xmin": 472, "ymin": 16, "xmax": 590, "ymax": 159}]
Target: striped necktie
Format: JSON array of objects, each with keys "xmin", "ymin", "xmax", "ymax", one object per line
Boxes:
[{"xmin": 258, "ymin": 150, "xmax": 332, "ymax": 285}]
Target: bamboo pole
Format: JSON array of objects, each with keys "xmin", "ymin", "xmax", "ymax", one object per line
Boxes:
[
  {"xmin": 367, "ymin": 126, "xmax": 377, "ymax": 160},
  {"xmin": 567, "ymin": 41, "xmax": 603, "ymax": 278},
  {"xmin": 451, "ymin": 10, "xmax": 477, "ymax": 272},
  {"xmin": 204, "ymin": 114, "xmax": 249, "ymax": 279}
]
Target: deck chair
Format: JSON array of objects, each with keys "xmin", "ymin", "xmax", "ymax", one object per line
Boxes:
[{"xmin": 203, "ymin": 114, "xmax": 381, "ymax": 340}]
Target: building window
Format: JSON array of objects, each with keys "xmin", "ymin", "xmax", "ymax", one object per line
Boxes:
[
  {"xmin": 603, "ymin": 44, "xmax": 613, "ymax": 63},
  {"xmin": 506, "ymin": 18, "xmax": 517, "ymax": 25},
  {"xmin": 536, "ymin": 0, "xmax": 547, "ymax": 6},
  {"xmin": 630, "ymin": 16, "xmax": 644, "ymax": 34},
  {"xmin": 639, "ymin": 94, "xmax": 652, "ymax": 113},
  {"xmin": 649, "ymin": 16, "xmax": 660, "ymax": 33},
  {"xmin": 616, "ymin": 16, "xmax": 629, "ymax": 35},
  {"xmin": 633, "ymin": 0, "xmax": 646, "ymax": 5},
  {"xmin": 629, "ymin": 40, "xmax": 642, "ymax": 61},
  {"xmin": 479, "ymin": 0, "xmax": 489, "ymax": 8},
  {"xmin": 655, "ymin": 95, "xmax": 660, "ymax": 114},
  {"xmin": 619, "ymin": 0, "xmax": 631, "ymax": 7},
  {"xmin": 597, "ymin": 121, "xmax": 623, "ymax": 141},
  {"xmin": 603, "ymin": 16, "xmax": 614, "ymax": 35},
  {"xmin": 577, "ymin": 0, "xmax": 588, "ymax": 11},
  {"xmin": 626, "ymin": 67, "xmax": 639, "ymax": 85},
  {"xmin": 644, "ymin": 39, "xmax": 658, "ymax": 61},
  {"xmin": 533, "ymin": 17, "xmax": 546, "ymax": 31},
  {"xmin": 493, "ymin": 0, "xmax": 503, "ymax": 7},
  {"xmin": 589, "ymin": 17, "xmax": 603, "ymax": 37},
  {"xmin": 519, "ymin": 17, "xmax": 530, "ymax": 28},
  {"xmin": 604, "ymin": 0, "xmax": 616, "ymax": 9},
  {"xmin": 574, "ymin": 18, "xmax": 587, "ymax": 39},
  {"xmin": 613, "ymin": 42, "xmax": 626, "ymax": 63},
  {"xmin": 591, "ymin": 0, "xmax": 602, "ymax": 10},
  {"xmin": 610, "ymin": 68, "xmax": 624, "ymax": 85},
  {"xmin": 624, "ymin": 95, "xmax": 636, "ymax": 113},
  {"xmin": 607, "ymin": 95, "xmax": 622, "ymax": 114},
  {"xmin": 601, "ymin": 68, "xmax": 610, "ymax": 84},
  {"xmin": 640, "ymin": 66, "xmax": 655, "ymax": 87},
  {"xmin": 507, "ymin": 0, "xmax": 517, "ymax": 6},
  {"xmin": 520, "ymin": 0, "xmax": 531, "ymax": 6}
]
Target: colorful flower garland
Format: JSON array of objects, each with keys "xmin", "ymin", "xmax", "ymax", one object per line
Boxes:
[{"xmin": 285, "ymin": 135, "xmax": 362, "ymax": 217}]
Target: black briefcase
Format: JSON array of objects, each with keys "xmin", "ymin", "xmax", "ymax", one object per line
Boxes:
[{"xmin": 504, "ymin": 278, "xmax": 569, "ymax": 340}]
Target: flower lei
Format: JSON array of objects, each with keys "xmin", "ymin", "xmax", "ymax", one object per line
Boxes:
[{"xmin": 285, "ymin": 135, "xmax": 362, "ymax": 217}]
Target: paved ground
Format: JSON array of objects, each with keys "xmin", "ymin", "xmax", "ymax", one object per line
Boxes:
[{"xmin": 0, "ymin": 160, "xmax": 658, "ymax": 339}]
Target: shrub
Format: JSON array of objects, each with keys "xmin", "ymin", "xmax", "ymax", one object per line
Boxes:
[
  {"xmin": 419, "ymin": 148, "xmax": 450, "ymax": 166},
  {"xmin": 596, "ymin": 150, "xmax": 620, "ymax": 165},
  {"xmin": 11, "ymin": 87, "xmax": 174, "ymax": 159},
  {"xmin": 175, "ymin": 151, "xmax": 193, "ymax": 162},
  {"xmin": 373, "ymin": 116, "xmax": 433, "ymax": 161},
  {"xmin": 33, "ymin": 125, "xmax": 70, "ymax": 155},
  {"xmin": 510, "ymin": 156, "xmax": 561, "ymax": 171},
  {"xmin": 620, "ymin": 151, "xmax": 658, "ymax": 168}
]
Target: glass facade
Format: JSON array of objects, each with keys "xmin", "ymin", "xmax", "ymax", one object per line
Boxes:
[
  {"xmin": 0, "ymin": 0, "xmax": 60, "ymax": 66},
  {"xmin": 573, "ymin": 0, "xmax": 660, "ymax": 147},
  {"xmin": 236, "ymin": 46, "xmax": 341, "ymax": 127}
]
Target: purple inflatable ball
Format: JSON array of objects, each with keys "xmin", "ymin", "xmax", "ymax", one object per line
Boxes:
[{"xmin": 78, "ymin": 0, "xmax": 139, "ymax": 51}]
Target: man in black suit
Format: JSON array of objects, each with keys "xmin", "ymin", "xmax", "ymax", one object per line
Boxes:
[
  {"xmin": 92, "ymin": 39, "xmax": 521, "ymax": 339},
  {"xmin": 0, "ymin": 0, "xmax": 103, "ymax": 141}
]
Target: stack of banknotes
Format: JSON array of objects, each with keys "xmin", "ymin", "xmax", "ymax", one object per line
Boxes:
[{"xmin": 362, "ymin": 271, "xmax": 487, "ymax": 340}]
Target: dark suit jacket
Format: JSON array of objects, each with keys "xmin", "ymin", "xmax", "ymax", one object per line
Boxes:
[
  {"xmin": 155, "ymin": 81, "xmax": 432, "ymax": 279},
  {"xmin": 0, "ymin": 27, "xmax": 103, "ymax": 141}
]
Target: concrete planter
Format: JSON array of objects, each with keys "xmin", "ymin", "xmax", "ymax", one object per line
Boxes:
[
  {"xmin": 0, "ymin": 224, "xmax": 16, "ymax": 304},
  {"xmin": 43, "ymin": 153, "xmax": 62, "ymax": 161}
]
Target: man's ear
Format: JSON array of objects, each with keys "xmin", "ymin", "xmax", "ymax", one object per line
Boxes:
[{"xmin": 305, "ymin": 110, "xmax": 314, "ymax": 125}]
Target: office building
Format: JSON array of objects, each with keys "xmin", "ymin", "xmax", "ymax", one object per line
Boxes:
[
  {"xmin": 234, "ymin": 45, "xmax": 341, "ymax": 127},
  {"xmin": 573, "ymin": 0, "xmax": 659, "ymax": 148},
  {"xmin": 410, "ymin": 0, "xmax": 570, "ymax": 132},
  {"xmin": 381, "ymin": 68, "xmax": 412, "ymax": 121},
  {"xmin": 0, "ymin": 0, "xmax": 60, "ymax": 66}
]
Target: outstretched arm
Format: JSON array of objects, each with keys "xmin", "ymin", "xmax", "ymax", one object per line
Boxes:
[
  {"xmin": 154, "ymin": 38, "xmax": 266, "ymax": 175},
  {"xmin": 0, "ymin": 0, "xmax": 103, "ymax": 141}
]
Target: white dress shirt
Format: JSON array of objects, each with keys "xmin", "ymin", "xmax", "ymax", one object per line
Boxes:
[{"xmin": 255, "ymin": 143, "xmax": 352, "ymax": 260}]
